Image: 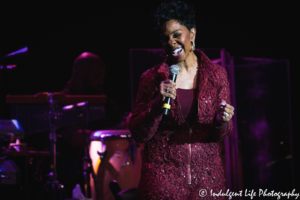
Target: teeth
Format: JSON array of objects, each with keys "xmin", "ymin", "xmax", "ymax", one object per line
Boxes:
[
  {"xmin": 172, "ymin": 47, "xmax": 182, "ymax": 55},
  {"xmin": 174, "ymin": 48, "xmax": 181, "ymax": 54}
]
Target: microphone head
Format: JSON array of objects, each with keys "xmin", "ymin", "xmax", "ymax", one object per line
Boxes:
[{"xmin": 169, "ymin": 65, "xmax": 180, "ymax": 75}]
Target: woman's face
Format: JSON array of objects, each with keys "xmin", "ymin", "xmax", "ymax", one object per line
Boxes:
[{"xmin": 160, "ymin": 19, "xmax": 196, "ymax": 63}]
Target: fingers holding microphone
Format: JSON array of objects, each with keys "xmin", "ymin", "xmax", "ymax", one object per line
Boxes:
[{"xmin": 160, "ymin": 80, "xmax": 176, "ymax": 101}]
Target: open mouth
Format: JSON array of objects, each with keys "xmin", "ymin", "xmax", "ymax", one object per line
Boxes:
[{"xmin": 172, "ymin": 47, "xmax": 183, "ymax": 57}]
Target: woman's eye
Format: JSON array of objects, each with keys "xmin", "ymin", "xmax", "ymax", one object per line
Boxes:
[{"xmin": 174, "ymin": 33, "xmax": 181, "ymax": 38}]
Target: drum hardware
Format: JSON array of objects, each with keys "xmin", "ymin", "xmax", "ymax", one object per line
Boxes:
[
  {"xmin": 128, "ymin": 140, "xmax": 137, "ymax": 165},
  {"xmin": 109, "ymin": 180, "xmax": 140, "ymax": 200},
  {"xmin": 119, "ymin": 140, "xmax": 136, "ymax": 170},
  {"xmin": 38, "ymin": 93, "xmax": 67, "ymax": 200},
  {"xmin": 9, "ymin": 138, "xmax": 27, "ymax": 152},
  {"xmin": 97, "ymin": 151, "xmax": 107, "ymax": 160},
  {"xmin": 109, "ymin": 180, "xmax": 122, "ymax": 200},
  {"xmin": 93, "ymin": 130, "xmax": 137, "ymax": 173},
  {"xmin": 63, "ymin": 101, "xmax": 98, "ymax": 198},
  {"xmin": 96, "ymin": 138, "xmax": 135, "ymax": 199},
  {"xmin": 89, "ymin": 130, "xmax": 143, "ymax": 200},
  {"xmin": 117, "ymin": 188, "xmax": 139, "ymax": 200},
  {"xmin": 96, "ymin": 137, "xmax": 136, "ymax": 179}
]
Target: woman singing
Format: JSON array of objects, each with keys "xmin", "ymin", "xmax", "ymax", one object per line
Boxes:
[{"xmin": 129, "ymin": 1, "xmax": 235, "ymax": 199}]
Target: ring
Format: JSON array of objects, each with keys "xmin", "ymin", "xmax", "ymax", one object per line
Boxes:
[
  {"xmin": 224, "ymin": 112, "xmax": 229, "ymax": 118},
  {"xmin": 166, "ymin": 87, "xmax": 169, "ymax": 93}
]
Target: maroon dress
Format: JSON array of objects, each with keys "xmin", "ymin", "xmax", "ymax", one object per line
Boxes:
[
  {"xmin": 129, "ymin": 50, "xmax": 233, "ymax": 199},
  {"xmin": 176, "ymin": 88, "xmax": 198, "ymax": 126}
]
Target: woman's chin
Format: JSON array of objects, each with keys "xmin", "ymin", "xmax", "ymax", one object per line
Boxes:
[{"xmin": 170, "ymin": 54, "xmax": 185, "ymax": 64}]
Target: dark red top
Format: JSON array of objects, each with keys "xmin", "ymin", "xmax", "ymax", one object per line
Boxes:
[{"xmin": 177, "ymin": 88, "xmax": 198, "ymax": 126}]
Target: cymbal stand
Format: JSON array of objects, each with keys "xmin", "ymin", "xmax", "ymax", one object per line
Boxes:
[
  {"xmin": 38, "ymin": 93, "xmax": 66, "ymax": 200},
  {"xmin": 77, "ymin": 101, "xmax": 98, "ymax": 198}
]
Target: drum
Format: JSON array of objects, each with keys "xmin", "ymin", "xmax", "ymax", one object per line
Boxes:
[{"xmin": 88, "ymin": 130, "xmax": 143, "ymax": 200}]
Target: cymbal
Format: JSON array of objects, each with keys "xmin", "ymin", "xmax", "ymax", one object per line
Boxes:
[{"xmin": 90, "ymin": 130, "xmax": 131, "ymax": 141}]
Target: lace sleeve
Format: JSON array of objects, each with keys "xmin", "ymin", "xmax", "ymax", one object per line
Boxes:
[
  {"xmin": 212, "ymin": 66, "xmax": 234, "ymax": 141},
  {"xmin": 129, "ymin": 71, "xmax": 164, "ymax": 143}
]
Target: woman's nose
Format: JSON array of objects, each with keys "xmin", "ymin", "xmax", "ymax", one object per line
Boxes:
[{"xmin": 168, "ymin": 39, "xmax": 175, "ymax": 47}]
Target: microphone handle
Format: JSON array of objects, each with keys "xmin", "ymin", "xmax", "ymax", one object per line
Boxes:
[
  {"xmin": 162, "ymin": 74, "xmax": 177, "ymax": 115},
  {"xmin": 163, "ymin": 97, "xmax": 172, "ymax": 115},
  {"xmin": 170, "ymin": 74, "xmax": 177, "ymax": 82}
]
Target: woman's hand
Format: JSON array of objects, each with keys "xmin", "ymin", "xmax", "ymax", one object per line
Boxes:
[
  {"xmin": 216, "ymin": 100, "xmax": 234, "ymax": 125},
  {"xmin": 160, "ymin": 79, "xmax": 176, "ymax": 101}
]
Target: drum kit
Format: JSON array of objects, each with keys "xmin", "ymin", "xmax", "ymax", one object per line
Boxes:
[
  {"xmin": 1, "ymin": 125, "xmax": 143, "ymax": 200},
  {"xmin": 3, "ymin": 93, "xmax": 143, "ymax": 200}
]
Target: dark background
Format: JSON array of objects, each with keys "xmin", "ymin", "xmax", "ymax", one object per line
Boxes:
[{"xmin": 1, "ymin": 0, "xmax": 298, "ymax": 189}]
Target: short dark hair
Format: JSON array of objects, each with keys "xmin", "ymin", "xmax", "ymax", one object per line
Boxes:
[{"xmin": 153, "ymin": 0, "xmax": 196, "ymax": 33}]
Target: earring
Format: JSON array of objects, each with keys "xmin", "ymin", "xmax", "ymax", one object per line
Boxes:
[
  {"xmin": 173, "ymin": 43, "xmax": 175, "ymax": 47},
  {"xmin": 191, "ymin": 41, "xmax": 195, "ymax": 51}
]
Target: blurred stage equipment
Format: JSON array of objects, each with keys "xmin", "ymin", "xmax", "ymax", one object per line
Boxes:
[
  {"xmin": 0, "ymin": 119, "xmax": 24, "ymax": 140},
  {"xmin": 6, "ymin": 92, "xmax": 106, "ymax": 199},
  {"xmin": 89, "ymin": 130, "xmax": 143, "ymax": 200},
  {"xmin": 0, "ymin": 119, "xmax": 23, "ymax": 185},
  {"xmin": 4, "ymin": 47, "xmax": 28, "ymax": 57},
  {"xmin": 6, "ymin": 92, "xmax": 107, "ymax": 136},
  {"xmin": 0, "ymin": 157, "xmax": 21, "ymax": 185},
  {"xmin": 116, "ymin": 188, "xmax": 139, "ymax": 200},
  {"xmin": 0, "ymin": 46, "xmax": 28, "ymax": 69},
  {"xmin": 109, "ymin": 180, "xmax": 139, "ymax": 200}
]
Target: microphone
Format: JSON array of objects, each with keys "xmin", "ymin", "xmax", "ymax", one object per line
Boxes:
[{"xmin": 162, "ymin": 65, "xmax": 180, "ymax": 115}]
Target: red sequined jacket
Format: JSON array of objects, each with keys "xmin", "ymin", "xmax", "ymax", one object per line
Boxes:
[{"xmin": 129, "ymin": 50, "xmax": 233, "ymax": 199}]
